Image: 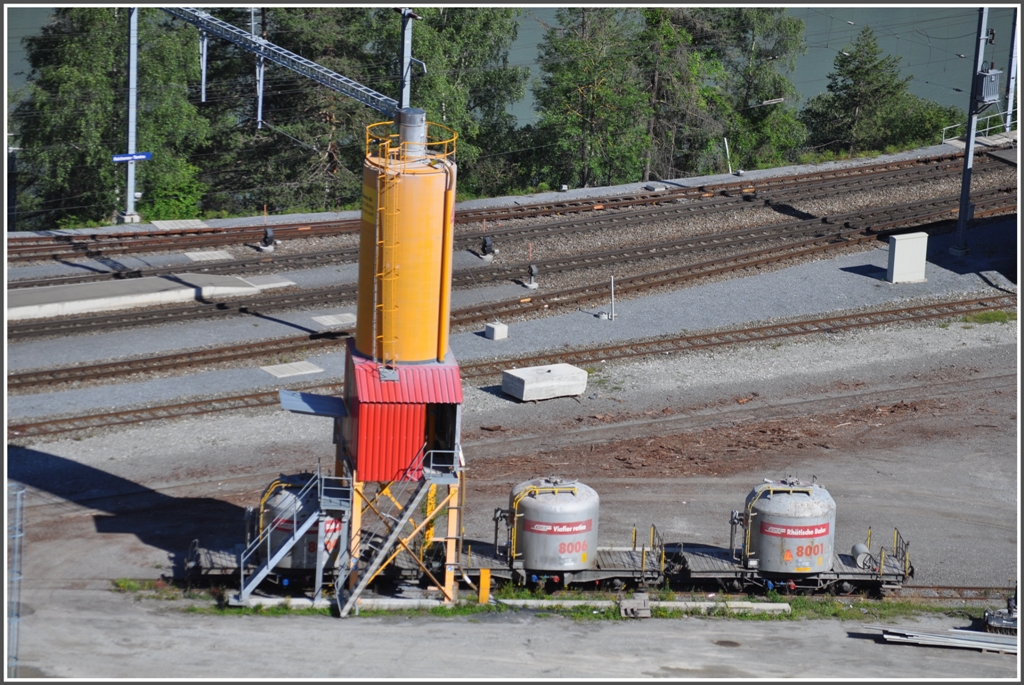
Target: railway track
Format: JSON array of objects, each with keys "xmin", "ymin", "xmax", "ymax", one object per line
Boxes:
[
  {"xmin": 7, "ymin": 294, "xmax": 1015, "ymax": 438},
  {"xmin": 6, "ymin": 151, "xmax": 1000, "ymax": 265},
  {"xmin": 6, "ymin": 186, "xmax": 1016, "ymax": 342},
  {"xmin": 7, "ymin": 331, "xmax": 351, "ymax": 390},
  {"xmin": 446, "ymin": 187, "xmax": 1016, "ymax": 328},
  {"xmin": 8, "ymin": 154, "xmax": 990, "ymax": 289}
]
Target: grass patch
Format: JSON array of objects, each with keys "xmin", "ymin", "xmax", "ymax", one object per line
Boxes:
[
  {"xmin": 184, "ymin": 603, "xmax": 333, "ymax": 617},
  {"xmin": 176, "ymin": 594, "xmax": 990, "ymax": 624},
  {"xmin": 112, "ymin": 578, "xmax": 142, "ymax": 593},
  {"xmin": 111, "ymin": 578, "xmax": 215, "ymax": 601},
  {"xmin": 549, "ymin": 604, "xmax": 621, "ymax": 621},
  {"xmin": 961, "ymin": 310, "xmax": 1016, "ymax": 325},
  {"xmin": 729, "ymin": 595, "xmax": 989, "ymax": 623},
  {"xmin": 493, "ymin": 583, "xmax": 550, "ymax": 600},
  {"xmin": 428, "ymin": 603, "xmax": 504, "ymax": 617}
]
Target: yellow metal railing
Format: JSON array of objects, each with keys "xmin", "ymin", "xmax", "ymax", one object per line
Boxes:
[
  {"xmin": 365, "ymin": 121, "xmax": 457, "ymax": 162},
  {"xmin": 509, "ymin": 484, "xmax": 577, "ymax": 560},
  {"xmin": 742, "ymin": 483, "xmax": 814, "ymax": 559}
]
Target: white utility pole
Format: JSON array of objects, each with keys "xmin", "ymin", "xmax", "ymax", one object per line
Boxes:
[
  {"xmin": 1005, "ymin": 8, "xmax": 1018, "ymax": 133},
  {"xmin": 120, "ymin": 7, "xmax": 141, "ymax": 223}
]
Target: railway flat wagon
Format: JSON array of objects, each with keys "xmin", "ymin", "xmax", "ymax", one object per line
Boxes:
[{"xmin": 674, "ymin": 539, "xmax": 912, "ymax": 593}]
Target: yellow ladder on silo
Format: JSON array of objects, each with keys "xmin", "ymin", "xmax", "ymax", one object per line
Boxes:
[{"xmin": 374, "ymin": 141, "xmax": 400, "ymax": 369}]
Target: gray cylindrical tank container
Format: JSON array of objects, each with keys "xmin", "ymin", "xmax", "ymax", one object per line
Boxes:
[
  {"xmin": 745, "ymin": 477, "xmax": 836, "ymax": 575},
  {"xmin": 261, "ymin": 477, "xmax": 341, "ymax": 570},
  {"xmin": 511, "ymin": 477, "xmax": 599, "ymax": 572}
]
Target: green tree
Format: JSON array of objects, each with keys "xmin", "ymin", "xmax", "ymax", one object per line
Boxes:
[
  {"xmin": 12, "ymin": 8, "xmax": 209, "ymax": 229},
  {"xmin": 360, "ymin": 8, "xmax": 528, "ymax": 197},
  {"xmin": 635, "ymin": 9, "xmax": 705, "ymax": 182},
  {"xmin": 188, "ymin": 8, "xmax": 527, "ymax": 210},
  {"xmin": 801, "ymin": 26, "xmax": 913, "ymax": 154},
  {"xmin": 533, "ymin": 8, "xmax": 651, "ymax": 188},
  {"xmin": 187, "ymin": 7, "xmax": 378, "ymax": 216},
  {"xmin": 673, "ymin": 8, "xmax": 807, "ymax": 172}
]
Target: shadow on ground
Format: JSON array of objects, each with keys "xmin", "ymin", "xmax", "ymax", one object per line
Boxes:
[{"xmin": 8, "ymin": 445, "xmax": 244, "ymax": 580}]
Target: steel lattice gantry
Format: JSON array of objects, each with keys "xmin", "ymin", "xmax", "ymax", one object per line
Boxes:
[{"xmin": 161, "ymin": 7, "xmax": 400, "ymax": 117}]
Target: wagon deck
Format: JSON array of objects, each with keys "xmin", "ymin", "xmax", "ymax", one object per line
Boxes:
[{"xmin": 675, "ymin": 543, "xmax": 909, "ymax": 586}]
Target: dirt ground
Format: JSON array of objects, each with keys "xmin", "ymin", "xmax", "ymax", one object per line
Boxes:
[{"xmin": 467, "ymin": 397, "xmax": 951, "ymax": 483}]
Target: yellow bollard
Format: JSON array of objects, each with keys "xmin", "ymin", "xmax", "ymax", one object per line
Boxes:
[{"xmin": 478, "ymin": 568, "xmax": 491, "ymax": 604}]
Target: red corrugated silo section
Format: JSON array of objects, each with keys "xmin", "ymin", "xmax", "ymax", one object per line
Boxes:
[
  {"xmin": 352, "ymin": 362, "xmax": 463, "ymax": 404},
  {"xmin": 356, "ymin": 402, "xmax": 426, "ymax": 481},
  {"xmin": 347, "ymin": 344, "xmax": 462, "ymax": 482}
]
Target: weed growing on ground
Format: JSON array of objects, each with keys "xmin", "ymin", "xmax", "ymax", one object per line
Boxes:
[
  {"xmin": 111, "ymin": 578, "xmax": 230, "ymax": 603},
  {"xmin": 177, "ymin": 596, "xmax": 989, "ymax": 622},
  {"xmin": 185, "ymin": 604, "xmax": 333, "ymax": 617},
  {"xmin": 112, "ymin": 578, "xmax": 141, "ymax": 593},
  {"xmin": 550, "ymin": 605, "xmax": 621, "ymax": 621},
  {"xmin": 961, "ymin": 310, "xmax": 1016, "ymax": 325},
  {"xmin": 428, "ymin": 604, "xmax": 505, "ymax": 618},
  {"xmin": 731, "ymin": 596, "xmax": 989, "ymax": 623},
  {"xmin": 493, "ymin": 583, "xmax": 549, "ymax": 600}
]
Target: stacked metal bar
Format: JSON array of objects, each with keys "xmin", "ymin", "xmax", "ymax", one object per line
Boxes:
[{"xmin": 864, "ymin": 625, "xmax": 1017, "ymax": 654}]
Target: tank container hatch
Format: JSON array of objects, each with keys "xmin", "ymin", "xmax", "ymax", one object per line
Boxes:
[
  {"xmin": 745, "ymin": 478, "xmax": 836, "ymax": 575},
  {"xmin": 511, "ymin": 478, "xmax": 599, "ymax": 572}
]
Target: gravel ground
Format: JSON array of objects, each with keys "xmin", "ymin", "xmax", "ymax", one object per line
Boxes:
[
  {"xmin": 10, "ymin": 317, "xmax": 1017, "ymax": 581},
  {"xmin": 6, "ymin": 212, "xmax": 1015, "ymax": 421},
  {"xmin": 13, "ymin": 597, "xmax": 1018, "ymax": 679}
]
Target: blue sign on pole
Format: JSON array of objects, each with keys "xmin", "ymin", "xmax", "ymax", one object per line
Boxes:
[{"xmin": 112, "ymin": 152, "xmax": 152, "ymax": 163}]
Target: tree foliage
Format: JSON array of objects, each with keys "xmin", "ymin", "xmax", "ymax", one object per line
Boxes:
[
  {"xmin": 799, "ymin": 26, "xmax": 959, "ymax": 154},
  {"xmin": 12, "ymin": 8, "xmax": 208, "ymax": 229},
  {"xmin": 11, "ymin": 9, "xmax": 969, "ymax": 230},
  {"xmin": 193, "ymin": 7, "xmax": 378, "ymax": 215},
  {"xmin": 533, "ymin": 8, "xmax": 652, "ymax": 188},
  {"xmin": 670, "ymin": 8, "xmax": 807, "ymax": 173},
  {"xmin": 359, "ymin": 8, "xmax": 529, "ymax": 197}
]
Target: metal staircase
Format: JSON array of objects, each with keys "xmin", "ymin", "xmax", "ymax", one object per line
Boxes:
[
  {"xmin": 336, "ymin": 479, "xmax": 433, "ymax": 617},
  {"xmin": 232, "ymin": 467, "xmax": 352, "ymax": 605},
  {"xmin": 335, "ymin": 448, "xmax": 461, "ymax": 617}
]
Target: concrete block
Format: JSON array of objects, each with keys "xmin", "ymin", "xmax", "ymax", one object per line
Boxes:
[
  {"xmin": 151, "ymin": 219, "xmax": 208, "ymax": 230},
  {"xmin": 502, "ymin": 363, "xmax": 588, "ymax": 402},
  {"xmin": 886, "ymin": 232, "xmax": 928, "ymax": 283},
  {"xmin": 485, "ymin": 322, "xmax": 508, "ymax": 340},
  {"xmin": 241, "ymin": 275, "xmax": 295, "ymax": 290}
]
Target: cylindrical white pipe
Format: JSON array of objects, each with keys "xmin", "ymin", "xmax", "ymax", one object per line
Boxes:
[
  {"xmin": 399, "ymin": 107, "xmax": 427, "ymax": 157},
  {"xmin": 1006, "ymin": 8, "xmax": 1018, "ymax": 133},
  {"xmin": 610, "ymin": 276, "xmax": 615, "ymax": 321}
]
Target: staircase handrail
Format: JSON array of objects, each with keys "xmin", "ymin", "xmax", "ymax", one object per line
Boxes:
[{"xmin": 238, "ymin": 471, "xmax": 319, "ymax": 575}]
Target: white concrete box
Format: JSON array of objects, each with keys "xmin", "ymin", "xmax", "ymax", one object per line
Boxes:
[
  {"xmin": 502, "ymin": 363, "xmax": 588, "ymax": 402},
  {"xmin": 485, "ymin": 322, "xmax": 508, "ymax": 340},
  {"xmin": 886, "ymin": 232, "xmax": 928, "ymax": 283}
]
